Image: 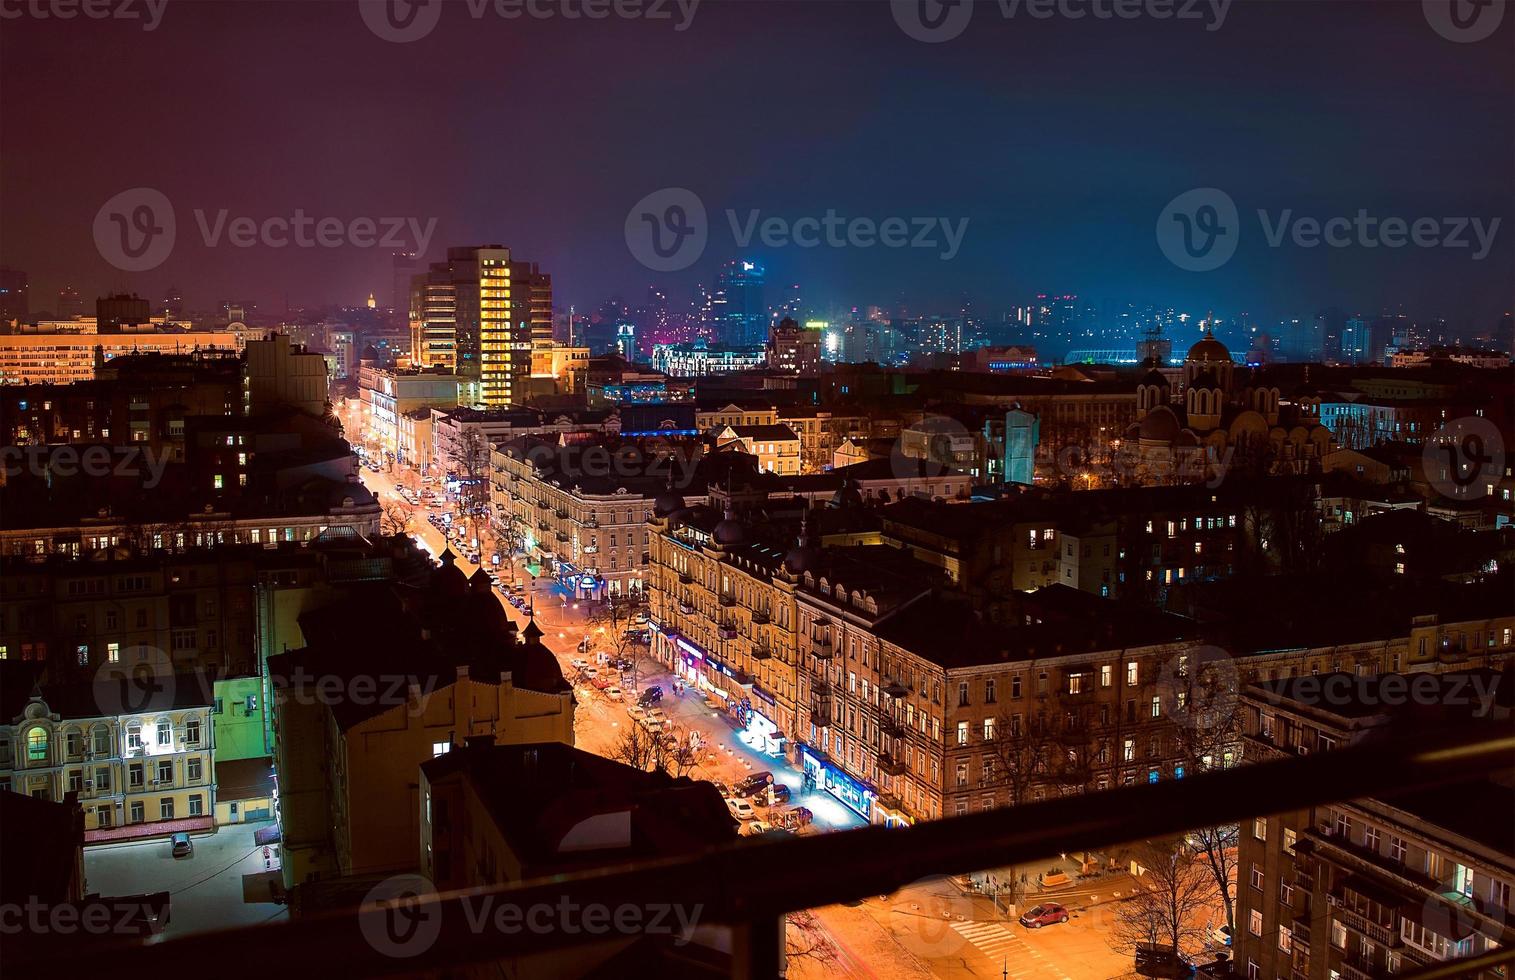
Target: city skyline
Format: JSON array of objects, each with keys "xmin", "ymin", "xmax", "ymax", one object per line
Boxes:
[{"xmin": 1, "ymin": 2, "xmax": 1510, "ymax": 327}]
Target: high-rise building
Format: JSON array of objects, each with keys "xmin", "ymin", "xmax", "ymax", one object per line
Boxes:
[
  {"xmin": 391, "ymin": 251, "xmax": 422, "ymax": 314},
  {"xmin": 95, "ymin": 293, "xmax": 152, "ymax": 333},
  {"xmin": 161, "ymin": 286, "xmax": 185, "ymax": 319},
  {"xmin": 410, "ymin": 246, "xmax": 546, "ymax": 407},
  {"xmin": 54, "ymin": 284, "xmax": 84, "ymax": 320},
  {"xmin": 1315, "ymin": 307, "xmax": 1345, "ymax": 363},
  {"xmin": 711, "ymin": 259, "xmax": 766, "ymax": 345},
  {"xmin": 0, "ymin": 268, "xmax": 29, "ymax": 325}
]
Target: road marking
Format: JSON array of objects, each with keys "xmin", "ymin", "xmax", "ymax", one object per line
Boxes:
[{"xmin": 951, "ymin": 920, "xmax": 1019, "ymax": 957}]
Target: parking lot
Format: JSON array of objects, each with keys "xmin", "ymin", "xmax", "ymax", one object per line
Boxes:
[{"xmin": 84, "ymin": 821, "xmax": 286, "ymax": 940}]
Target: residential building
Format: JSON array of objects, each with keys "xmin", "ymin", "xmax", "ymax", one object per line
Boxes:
[
  {"xmin": 0, "ymin": 667, "xmax": 216, "ymax": 839},
  {"xmin": 1235, "ymin": 671, "xmax": 1514, "ymax": 980},
  {"xmin": 767, "ymin": 317, "xmax": 823, "ymax": 375},
  {"xmin": 269, "ymin": 558, "xmax": 574, "ymax": 886},
  {"xmin": 715, "ymin": 423, "xmax": 801, "ymax": 475},
  {"xmin": 0, "ymin": 326, "xmax": 241, "ymax": 385}
]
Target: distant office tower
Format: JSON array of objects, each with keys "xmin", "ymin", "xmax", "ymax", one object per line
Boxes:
[
  {"xmin": 711, "ymin": 260, "xmax": 766, "ymax": 345},
  {"xmin": 161, "ymin": 286, "xmax": 185, "ymax": 320},
  {"xmin": 392, "ymin": 251, "xmax": 422, "ymax": 315},
  {"xmin": 1315, "ymin": 307, "xmax": 1345, "ymax": 362},
  {"xmin": 0, "ymin": 268, "xmax": 29, "ymax": 325},
  {"xmin": 409, "ymin": 245, "xmax": 545, "ymax": 407},
  {"xmin": 512, "ymin": 261, "xmax": 553, "ymax": 349},
  {"xmin": 767, "ymin": 317, "xmax": 822, "ymax": 374},
  {"xmin": 55, "ymin": 284, "xmax": 84, "ymax": 320},
  {"xmin": 1341, "ymin": 316, "xmax": 1368, "ymax": 365},
  {"xmin": 1004, "ymin": 408, "xmax": 1039, "ymax": 486},
  {"xmin": 96, "ymin": 293, "xmax": 152, "ymax": 333}
]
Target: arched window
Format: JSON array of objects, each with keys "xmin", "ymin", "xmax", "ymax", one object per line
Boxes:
[{"xmin": 26, "ymin": 727, "xmax": 48, "ymax": 763}]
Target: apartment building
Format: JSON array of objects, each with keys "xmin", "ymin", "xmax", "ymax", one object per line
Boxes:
[
  {"xmin": 714, "ymin": 423, "xmax": 802, "ymax": 475},
  {"xmin": 0, "ymin": 667, "xmax": 216, "ymax": 838},
  {"xmin": 1235, "ymin": 672, "xmax": 1514, "ymax": 980}
]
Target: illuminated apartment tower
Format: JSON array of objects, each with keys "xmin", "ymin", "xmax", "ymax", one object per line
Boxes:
[{"xmin": 410, "ymin": 246, "xmax": 543, "ymax": 407}]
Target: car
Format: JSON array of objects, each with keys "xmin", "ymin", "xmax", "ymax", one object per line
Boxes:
[
  {"xmin": 638, "ymin": 686, "xmax": 663, "ymax": 706},
  {"xmin": 626, "ymin": 703, "xmax": 647, "ymax": 720},
  {"xmin": 778, "ymin": 806, "xmax": 813, "ymax": 829},
  {"xmin": 1019, "ymin": 903, "xmax": 1070, "ymax": 928},
  {"xmin": 639, "ymin": 717, "xmax": 665, "ymax": 733},
  {"xmin": 582, "ymin": 666, "xmax": 599, "ymax": 679},
  {"xmin": 570, "ymin": 658, "xmax": 588, "ymax": 671},
  {"xmin": 609, "ymin": 657, "xmax": 633, "ymax": 671},
  {"xmin": 733, "ymin": 772, "xmax": 774, "ymax": 798},
  {"xmin": 761, "ymin": 783, "xmax": 791, "ymax": 806},
  {"xmin": 170, "ymin": 833, "xmax": 193, "ymax": 858},
  {"xmin": 645, "ymin": 707, "xmax": 667, "ymax": 724},
  {"xmin": 725, "ymin": 797, "xmax": 756, "ymax": 820},
  {"xmin": 591, "ymin": 676, "xmax": 612, "ymax": 690},
  {"xmin": 1208, "ymin": 923, "xmax": 1233, "ymax": 948},
  {"xmin": 606, "ymin": 687, "xmax": 623, "ymax": 701},
  {"xmin": 709, "ymin": 780, "xmax": 730, "ymax": 798},
  {"xmin": 741, "ymin": 820, "xmax": 773, "ymax": 837}
]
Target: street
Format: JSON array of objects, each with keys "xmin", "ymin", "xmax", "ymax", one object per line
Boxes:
[{"xmin": 355, "ymin": 452, "xmax": 1164, "ymax": 980}]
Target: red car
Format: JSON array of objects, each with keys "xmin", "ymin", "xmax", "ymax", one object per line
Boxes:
[{"xmin": 1019, "ymin": 902, "xmax": 1070, "ymax": 928}]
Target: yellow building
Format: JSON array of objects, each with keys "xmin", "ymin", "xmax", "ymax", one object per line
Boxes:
[
  {"xmin": 270, "ymin": 559, "xmax": 575, "ymax": 886},
  {"xmin": 0, "ymin": 669, "xmax": 216, "ymax": 840},
  {"xmin": 715, "ymin": 423, "xmax": 801, "ymax": 475}
]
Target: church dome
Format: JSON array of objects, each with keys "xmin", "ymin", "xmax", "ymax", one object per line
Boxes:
[
  {"xmin": 827, "ymin": 478, "xmax": 864, "ymax": 510},
  {"xmin": 1140, "ymin": 368, "xmax": 1168, "ymax": 388},
  {"xmin": 1138, "ymin": 406, "xmax": 1182, "ymax": 443},
  {"xmin": 712, "ymin": 514, "xmax": 746, "ymax": 547},
  {"xmin": 1186, "ymin": 331, "xmax": 1232, "ymax": 365}
]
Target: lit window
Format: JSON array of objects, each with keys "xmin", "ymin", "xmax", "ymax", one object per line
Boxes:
[{"xmin": 431, "ymin": 741, "xmax": 450, "ymax": 758}]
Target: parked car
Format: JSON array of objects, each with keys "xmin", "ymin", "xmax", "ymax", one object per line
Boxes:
[
  {"xmin": 733, "ymin": 772, "xmax": 774, "ymax": 798},
  {"xmin": 170, "ymin": 833, "xmax": 193, "ymax": 858},
  {"xmin": 609, "ymin": 657, "xmax": 633, "ymax": 671},
  {"xmin": 591, "ymin": 676, "xmax": 612, "ymax": 690},
  {"xmin": 626, "ymin": 704, "xmax": 647, "ymax": 720},
  {"xmin": 582, "ymin": 666, "xmax": 599, "ymax": 679},
  {"xmin": 1208, "ymin": 923, "xmax": 1233, "ymax": 948},
  {"xmin": 762, "ymin": 783, "xmax": 791, "ymax": 806},
  {"xmin": 1019, "ymin": 903, "xmax": 1070, "ymax": 928},
  {"xmin": 741, "ymin": 820, "xmax": 773, "ymax": 837},
  {"xmin": 725, "ymin": 797, "xmax": 756, "ymax": 821},
  {"xmin": 778, "ymin": 806, "xmax": 813, "ymax": 829},
  {"xmin": 638, "ymin": 686, "xmax": 663, "ymax": 706},
  {"xmin": 606, "ymin": 687, "xmax": 623, "ymax": 701},
  {"xmin": 709, "ymin": 780, "xmax": 730, "ymax": 798},
  {"xmin": 639, "ymin": 716, "xmax": 664, "ymax": 733}
]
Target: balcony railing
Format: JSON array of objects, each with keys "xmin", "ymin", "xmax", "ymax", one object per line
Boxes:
[
  {"xmin": 751, "ymin": 609, "xmax": 770, "ymax": 625},
  {"xmin": 877, "ymin": 752, "xmax": 907, "ymax": 776},
  {"xmin": 16, "ymin": 723, "xmax": 1511, "ymax": 980}
]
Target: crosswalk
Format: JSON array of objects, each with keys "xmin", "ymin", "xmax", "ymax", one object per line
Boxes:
[
  {"xmin": 950, "ymin": 919, "xmax": 1018, "ymax": 957},
  {"xmin": 948, "ymin": 920, "xmax": 1076, "ymax": 980}
]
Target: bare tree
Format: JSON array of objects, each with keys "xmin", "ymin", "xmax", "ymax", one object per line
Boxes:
[
  {"xmin": 784, "ymin": 910, "xmax": 839, "ymax": 967},
  {"xmin": 609, "ymin": 719, "xmax": 698, "ymax": 778},
  {"xmin": 1109, "ymin": 837, "xmax": 1221, "ymax": 959},
  {"xmin": 380, "ymin": 499, "xmax": 416, "ymax": 537},
  {"xmin": 1189, "ymin": 823, "xmax": 1240, "ymax": 941}
]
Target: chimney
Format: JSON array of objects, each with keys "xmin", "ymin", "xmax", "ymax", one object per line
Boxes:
[{"xmin": 456, "ymin": 664, "xmax": 469, "ymax": 680}]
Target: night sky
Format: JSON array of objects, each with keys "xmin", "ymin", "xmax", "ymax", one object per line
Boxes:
[{"xmin": 1, "ymin": 0, "xmax": 1510, "ymax": 326}]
